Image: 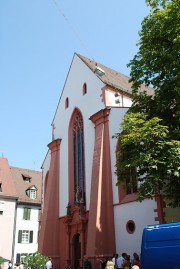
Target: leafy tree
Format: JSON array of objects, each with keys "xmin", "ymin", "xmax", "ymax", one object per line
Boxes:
[
  {"xmin": 23, "ymin": 252, "xmax": 48, "ymax": 269},
  {"xmin": 116, "ymin": 0, "xmax": 180, "ymax": 207},
  {"xmin": 128, "ymin": 0, "xmax": 180, "ymax": 137},
  {"xmin": 0, "ymin": 257, "xmax": 4, "ymax": 269},
  {"xmin": 115, "ymin": 113, "xmax": 180, "ymax": 207}
]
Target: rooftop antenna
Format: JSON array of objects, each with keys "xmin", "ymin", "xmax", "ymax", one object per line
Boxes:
[{"xmin": 33, "ymin": 161, "xmax": 36, "ymax": 171}]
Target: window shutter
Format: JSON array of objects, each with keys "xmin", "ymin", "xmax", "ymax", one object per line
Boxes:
[
  {"xmin": 23, "ymin": 208, "xmax": 27, "ymax": 220},
  {"xmin": 29, "ymin": 230, "xmax": 33, "ymax": 243},
  {"xmin": 27, "ymin": 208, "xmax": 31, "ymax": 220},
  {"xmin": 16, "ymin": 254, "xmax": 20, "ymax": 263},
  {"xmin": 18, "ymin": 230, "xmax": 22, "ymax": 243}
]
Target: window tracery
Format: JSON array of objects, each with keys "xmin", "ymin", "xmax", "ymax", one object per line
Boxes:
[{"xmin": 72, "ymin": 111, "xmax": 85, "ymax": 205}]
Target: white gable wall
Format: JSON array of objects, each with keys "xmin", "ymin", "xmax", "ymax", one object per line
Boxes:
[{"xmin": 52, "ymin": 54, "xmax": 106, "ymax": 216}]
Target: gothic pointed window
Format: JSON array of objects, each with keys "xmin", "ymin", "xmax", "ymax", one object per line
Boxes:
[
  {"xmin": 116, "ymin": 140, "xmax": 138, "ymax": 203},
  {"xmin": 73, "ymin": 111, "xmax": 85, "ymax": 205}
]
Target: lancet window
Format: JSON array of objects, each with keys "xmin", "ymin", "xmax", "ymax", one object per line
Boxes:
[{"xmin": 73, "ymin": 111, "xmax": 85, "ymax": 205}]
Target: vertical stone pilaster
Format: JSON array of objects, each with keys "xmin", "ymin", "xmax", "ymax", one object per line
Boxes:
[
  {"xmin": 38, "ymin": 139, "xmax": 61, "ymax": 269},
  {"xmin": 86, "ymin": 108, "xmax": 116, "ymax": 263}
]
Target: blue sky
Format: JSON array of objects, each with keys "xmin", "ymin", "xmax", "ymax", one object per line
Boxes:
[{"xmin": 0, "ymin": 0, "xmax": 149, "ymax": 170}]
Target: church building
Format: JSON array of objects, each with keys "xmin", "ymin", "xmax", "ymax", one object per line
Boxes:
[{"xmin": 38, "ymin": 53, "xmax": 177, "ymax": 269}]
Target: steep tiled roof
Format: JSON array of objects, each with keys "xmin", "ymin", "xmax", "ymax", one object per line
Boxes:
[
  {"xmin": 0, "ymin": 157, "xmax": 17, "ymax": 198},
  {"xmin": 10, "ymin": 166, "xmax": 42, "ymax": 205},
  {"xmin": 76, "ymin": 53, "xmax": 154, "ymax": 96}
]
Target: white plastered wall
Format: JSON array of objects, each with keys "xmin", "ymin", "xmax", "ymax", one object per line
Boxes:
[
  {"xmin": 109, "ymin": 108, "xmax": 158, "ymax": 256},
  {"xmin": 114, "ymin": 199, "xmax": 158, "ymax": 257},
  {"xmin": 41, "ymin": 151, "xmax": 51, "ymax": 212},
  {"xmin": 105, "ymin": 88, "xmax": 132, "ymax": 108},
  {"xmin": 13, "ymin": 205, "xmax": 40, "ymax": 263},
  {"xmin": 51, "ymin": 54, "xmax": 106, "ymax": 216}
]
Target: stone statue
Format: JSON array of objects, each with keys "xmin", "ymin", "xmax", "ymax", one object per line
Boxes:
[{"xmin": 66, "ymin": 202, "xmax": 71, "ymax": 216}]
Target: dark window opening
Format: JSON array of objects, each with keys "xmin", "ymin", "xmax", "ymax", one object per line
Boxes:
[
  {"xmin": 126, "ymin": 220, "xmax": 136, "ymax": 234},
  {"xmin": 73, "ymin": 111, "xmax": 86, "ymax": 206},
  {"xmin": 83, "ymin": 83, "xmax": 87, "ymax": 95},
  {"xmin": 65, "ymin": 97, "xmax": 69, "ymax": 109}
]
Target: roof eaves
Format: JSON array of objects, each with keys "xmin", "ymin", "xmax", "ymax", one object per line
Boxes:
[{"xmin": 105, "ymin": 82, "xmax": 131, "ymax": 96}]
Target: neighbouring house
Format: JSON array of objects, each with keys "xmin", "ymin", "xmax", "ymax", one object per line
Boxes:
[
  {"xmin": 38, "ymin": 53, "xmax": 180, "ymax": 269},
  {"xmin": 10, "ymin": 166, "xmax": 42, "ymax": 265},
  {"xmin": 0, "ymin": 158, "xmax": 18, "ymax": 262},
  {"xmin": 0, "ymin": 157, "xmax": 42, "ymax": 267}
]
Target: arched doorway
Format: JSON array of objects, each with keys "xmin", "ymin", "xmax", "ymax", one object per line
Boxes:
[{"xmin": 73, "ymin": 233, "xmax": 81, "ymax": 269}]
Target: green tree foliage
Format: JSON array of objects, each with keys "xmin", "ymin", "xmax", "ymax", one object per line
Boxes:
[
  {"xmin": 0, "ymin": 257, "xmax": 4, "ymax": 269},
  {"xmin": 128, "ymin": 0, "xmax": 180, "ymax": 137},
  {"xmin": 116, "ymin": 0, "xmax": 180, "ymax": 207},
  {"xmin": 115, "ymin": 113, "xmax": 180, "ymax": 207},
  {"xmin": 23, "ymin": 252, "xmax": 48, "ymax": 269}
]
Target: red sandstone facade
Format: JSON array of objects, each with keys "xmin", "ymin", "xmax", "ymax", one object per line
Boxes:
[{"xmin": 39, "ymin": 109, "xmax": 116, "ymax": 269}]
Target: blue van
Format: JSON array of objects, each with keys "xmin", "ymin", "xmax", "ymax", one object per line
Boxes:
[{"xmin": 141, "ymin": 222, "xmax": 180, "ymax": 269}]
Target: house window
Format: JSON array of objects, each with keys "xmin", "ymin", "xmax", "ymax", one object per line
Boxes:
[
  {"xmin": 0, "ymin": 182, "xmax": 2, "ymax": 192},
  {"xmin": 16, "ymin": 253, "xmax": 32, "ymax": 264},
  {"xmin": 73, "ymin": 111, "xmax": 85, "ymax": 205},
  {"xmin": 23, "ymin": 208, "xmax": 31, "ymax": 220},
  {"xmin": 83, "ymin": 83, "xmax": 87, "ymax": 95},
  {"xmin": 22, "ymin": 174, "xmax": 31, "ymax": 182},
  {"xmin": 65, "ymin": 97, "xmax": 69, "ymax": 109},
  {"xmin": 30, "ymin": 189, "xmax": 36, "ymax": 199},
  {"xmin": 20, "ymin": 253, "xmax": 27, "ymax": 264},
  {"xmin": 0, "ymin": 211, "xmax": 3, "ymax": 215},
  {"xmin": 26, "ymin": 187, "xmax": 37, "ymax": 199},
  {"xmin": 18, "ymin": 230, "xmax": 33, "ymax": 243}
]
